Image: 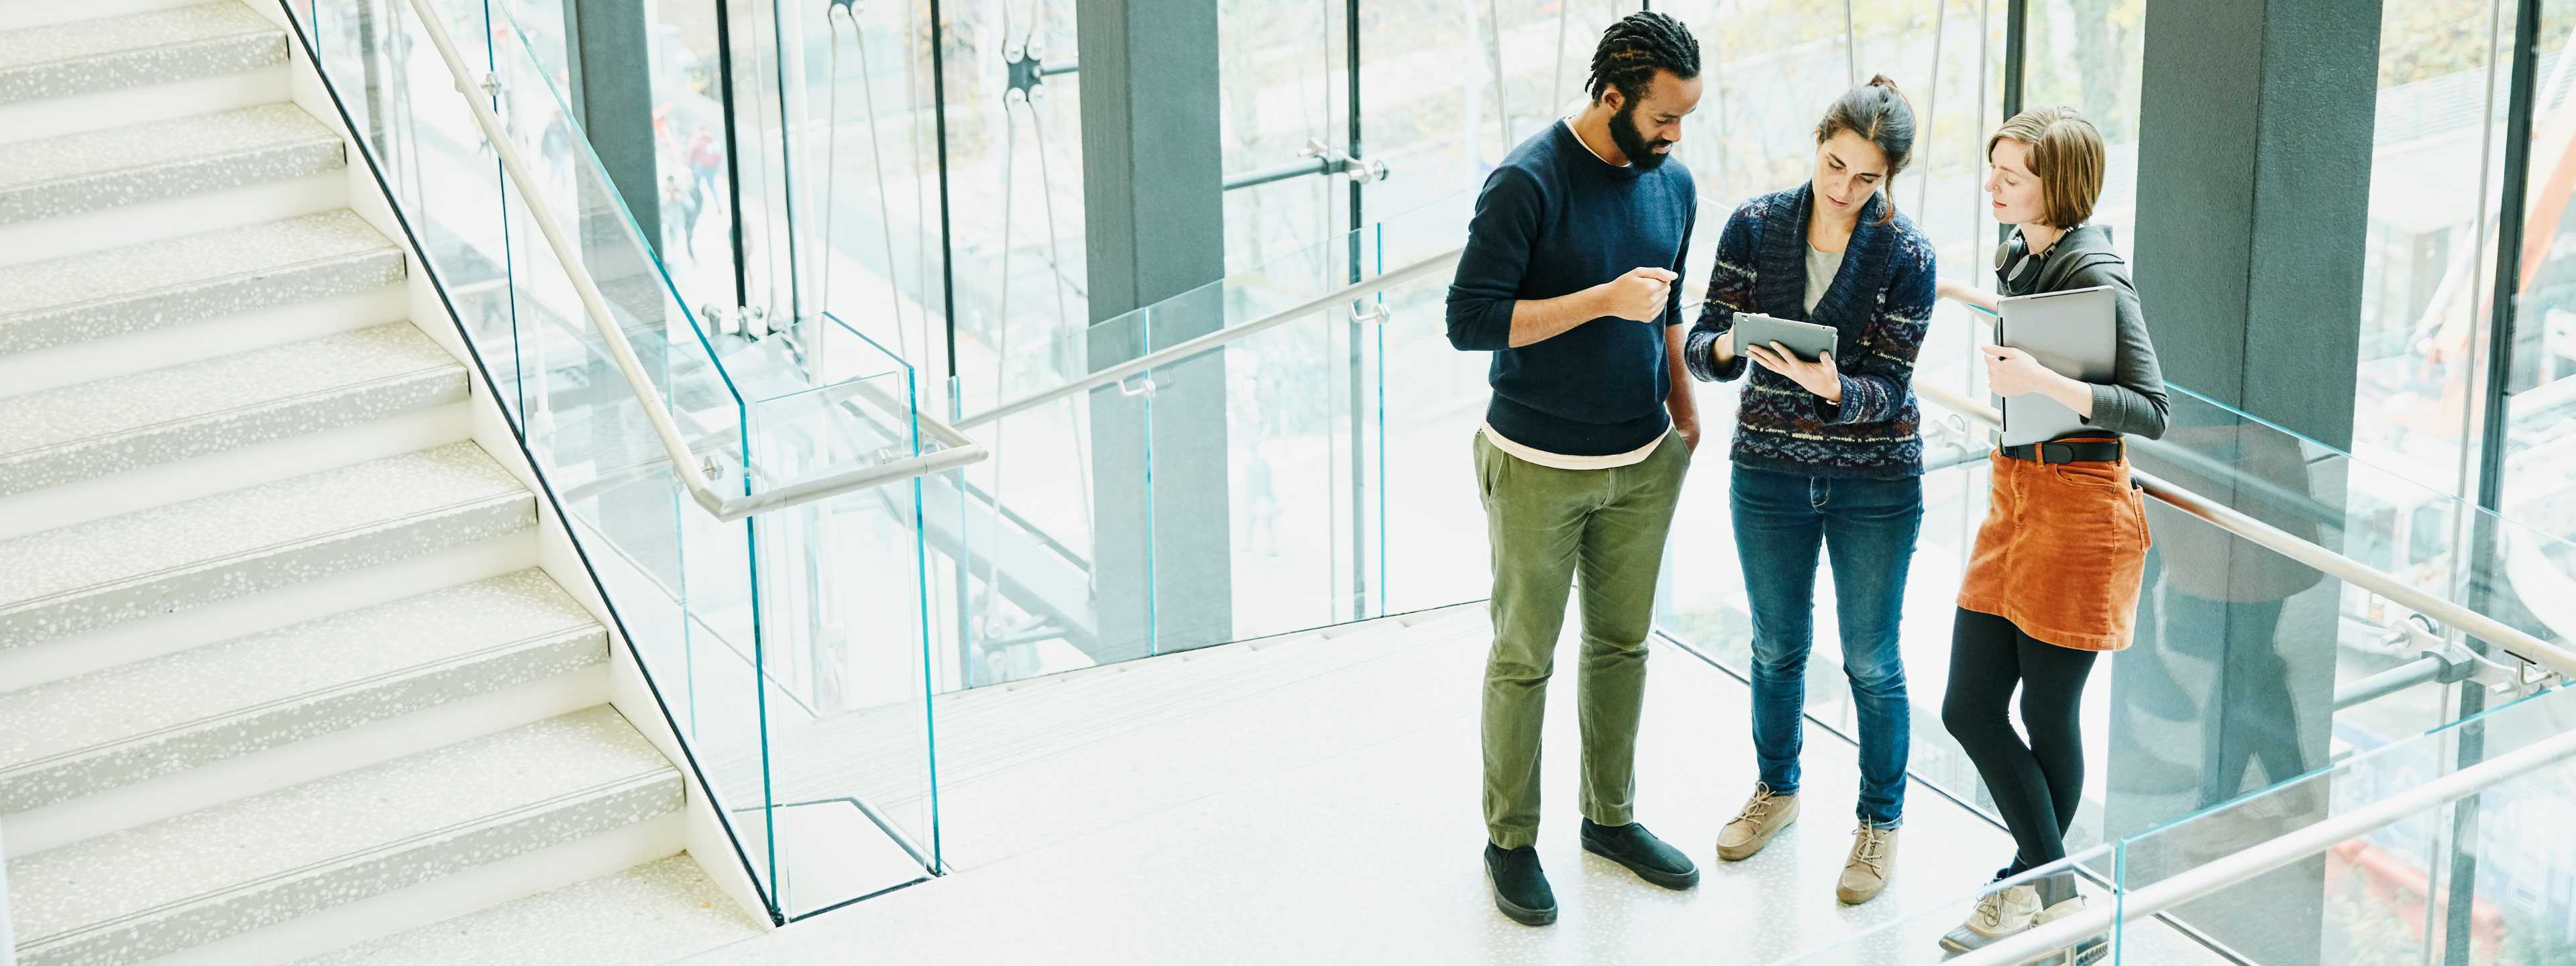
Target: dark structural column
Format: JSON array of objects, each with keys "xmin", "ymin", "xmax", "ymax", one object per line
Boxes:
[
  {"xmin": 1077, "ymin": 0, "xmax": 1232, "ymax": 663},
  {"xmin": 2113, "ymin": 3, "xmax": 2381, "ymax": 965},
  {"xmin": 561, "ymin": 0, "xmax": 661, "ymax": 246}
]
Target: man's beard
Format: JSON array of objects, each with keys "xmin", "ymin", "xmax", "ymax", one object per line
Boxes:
[{"xmin": 1609, "ymin": 101, "xmax": 1674, "ymax": 170}]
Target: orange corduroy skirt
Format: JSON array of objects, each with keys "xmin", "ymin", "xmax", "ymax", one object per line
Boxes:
[{"xmin": 1955, "ymin": 439, "xmax": 2153, "ymax": 652}]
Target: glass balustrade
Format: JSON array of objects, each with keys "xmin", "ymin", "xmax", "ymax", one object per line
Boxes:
[{"xmin": 288, "ymin": 0, "xmax": 947, "ymax": 922}]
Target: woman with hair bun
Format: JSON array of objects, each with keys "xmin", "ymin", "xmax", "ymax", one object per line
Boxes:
[{"xmin": 1686, "ymin": 74, "xmax": 1936, "ymax": 906}]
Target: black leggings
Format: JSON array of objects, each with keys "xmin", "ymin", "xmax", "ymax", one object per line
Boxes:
[{"xmin": 1943, "ymin": 607, "xmax": 2099, "ymax": 902}]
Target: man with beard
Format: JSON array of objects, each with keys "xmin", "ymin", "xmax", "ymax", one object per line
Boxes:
[{"xmin": 1445, "ymin": 11, "xmax": 1704, "ymax": 927}]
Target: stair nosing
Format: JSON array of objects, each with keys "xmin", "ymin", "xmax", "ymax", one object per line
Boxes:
[
  {"xmin": 0, "ymin": 129, "xmax": 341, "ymax": 195},
  {"xmin": 0, "ymin": 621, "xmax": 603, "ymax": 780},
  {"xmin": 0, "ymin": 27, "xmax": 280, "ymax": 80},
  {"xmin": 22, "ymin": 767, "xmax": 682, "ymax": 951},
  {"xmin": 0, "ymin": 489, "xmax": 531, "ymax": 615},
  {"xmin": 0, "ymin": 361, "xmax": 464, "ymax": 462},
  {"xmin": 0, "ymin": 245, "xmax": 405, "ymax": 355}
]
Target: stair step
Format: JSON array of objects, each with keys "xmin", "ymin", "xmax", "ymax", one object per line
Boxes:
[
  {"xmin": 5, "ymin": 706, "xmax": 682, "ymax": 966},
  {"xmin": 0, "ymin": 323, "xmax": 463, "ymax": 496},
  {"xmin": 0, "ymin": 103, "xmax": 340, "ymax": 226},
  {"xmin": 0, "ymin": 570, "xmax": 603, "ymax": 815},
  {"xmin": 0, "ymin": 441, "xmax": 533, "ymax": 647},
  {"xmin": 0, "ymin": 2, "xmax": 282, "ymax": 106},
  {"xmin": 0, "ymin": 0, "xmax": 213, "ymax": 32},
  {"xmin": 290, "ymin": 855, "xmax": 763, "ymax": 966},
  {"xmin": 0, "ymin": 211, "xmax": 402, "ymax": 358}
]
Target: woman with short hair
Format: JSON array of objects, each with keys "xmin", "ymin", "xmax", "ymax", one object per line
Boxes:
[{"xmin": 1933, "ymin": 105, "xmax": 2170, "ymax": 963}]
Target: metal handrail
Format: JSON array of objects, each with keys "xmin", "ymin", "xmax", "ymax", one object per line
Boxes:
[
  {"xmin": 953, "ymin": 246, "xmax": 1468, "ymax": 431},
  {"xmin": 1949, "ymin": 722, "xmax": 2576, "ymax": 965},
  {"xmin": 399, "ymin": 0, "xmax": 983, "ymax": 523},
  {"xmin": 1691, "ymin": 284, "xmax": 2576, "ymax": 676},
  {"xmin": 1913, "ymin": 380, "xmax": 2576, "ymax": 682},
  {"xmin": 945, "ymin": 242, "xmax": 2576, "ymax": 680}
]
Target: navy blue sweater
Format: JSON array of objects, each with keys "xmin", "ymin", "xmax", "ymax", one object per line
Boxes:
[{"xmin": 1445, "ymin": 121, "xmax": 1697, "ymax": 456}]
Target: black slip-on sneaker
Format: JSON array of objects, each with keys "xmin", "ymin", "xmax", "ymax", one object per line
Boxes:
[
  {"xmin": 1580, "ymin": 818, "xmax": 1701, "ymax": 890},
  {"xmin": 1485, "ymin": 843, "xmax": 1558, "ymax": 926}
]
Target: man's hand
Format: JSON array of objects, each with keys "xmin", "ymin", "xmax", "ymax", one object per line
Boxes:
[
  {"xmin": 1745, "ymin": 342, "xmax": 1843, "ymax": 402},
  {"xmin": 1599, "ymin": 267, "xmax": 1680, "ymax": 323},
  {"xmin": 1937, "ymin": 278, "xmax": 2002, "ymax": 315},
  {"xmin": 1675, "ymin": 417, "xmax": 1701, "ymax": 452}
]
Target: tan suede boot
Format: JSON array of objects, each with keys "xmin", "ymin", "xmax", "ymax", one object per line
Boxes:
[
  {"xmin": 1714, "ymin": 783, "xmax": 1799, "ymax": 862},
  {"xmin": 1835, "ymin": 820, "xmax": 1898, "ymax": 904}
]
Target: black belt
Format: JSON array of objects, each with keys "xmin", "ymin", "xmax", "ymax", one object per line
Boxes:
[{"xmin": 1998, "ymin": 440, "xmax": 2123, "ymax": 465}]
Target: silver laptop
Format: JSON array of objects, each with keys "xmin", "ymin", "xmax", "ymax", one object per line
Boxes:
[{"xmin": 1995, "ymin": 285, "xmax": 2117, "ymax": 446}]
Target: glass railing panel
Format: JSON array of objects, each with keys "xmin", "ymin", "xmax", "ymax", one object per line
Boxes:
[
  {"xmin": 1201, "ymin": 282, "xmax": 1379, "ymax": 644},
  {"xmin": 290, "ymin": 0, "xmax": 957, "ymax": 923},
  {"xmin": 2110, "ymin": 682, "xmax": 2576, "ymax": 966},
  {"xmin": 934, "ymin": 205, "xmax": 1489, "ymax": 685},
  {"xmin": 291, "ymin": 0, "xmax": 717, "ymax": 721},
  {"xmin": 943, "ymin": 305, "xmax": 1147, "ymax": 688},
  {"xmin": 484, "ymin": 19, "xmax": 952, "ymax": 915},
  {"xmin": 1635, "ymin": 373, "xmax": 2562, "ymax": 914},
  {"xmin": 735, "ymin": 315, "xmax": 943, "ymax": 917},
  {"xmin": 305, "ymin": 0, "xmax": 527, "ymax": 423},
  {"xmin": 1374, "ymin": 228, "xmax": 1509, "ymax": 619},
  {"xmin": 488, "ymin": 15, "xmax": 733, "ymax": 428},
  {"xmin": 666, "ymin": 315, "xmax": 916, "ymax": 714},
  {"xmin": 2135, "ymin": 386, "xmax": 2575, "ymax": 665},
  {"xmin": 476, "ymin": 26, "xmax": 775, "ymax": 892},
  {"xmin": 1933, "ymin": 305, "xmax": 2576, "ymax": 678},
  {"xmin": 1131, "ymin": 248, "xmax": 1403, "ymax": 654},
  {"xmin": 1768, "ymin": 674, "xmax": 2576, "ymax": 965},
  {"xmin": 1152, "ymin": 192, "xmax": 1472, "ymax": 352}
]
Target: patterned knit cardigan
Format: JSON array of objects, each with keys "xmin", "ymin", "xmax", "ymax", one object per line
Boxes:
[{"xmin": 1684, "ymin": 184, "xmax": 1937, "ymax": 480}]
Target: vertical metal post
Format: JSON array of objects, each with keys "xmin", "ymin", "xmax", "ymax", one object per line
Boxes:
[
  {"xmin": 1917, "ymin": 0, "xmax": 1945, "ymax": 217},
  {"xmin": 715, "ymin": 0, "xmax": 753, "ymax": 309},
  {"xmin": 1346, "ymin": 0, "xmax": 1370, "ymax": 619},
  {"xmin": 929, "ymin": 0, "xmax": 960, "ymax": 380},
  {"xmin": 1998, "ymin": 0, "xmax": 2027, "ymax": 246},
  {"xmin": 1485, "ymin": 0, "xmax": 1511, "ymax": 149},
  {"xmin": 2449, "ymin": 2, "xmax": 2544, "ymax": 961},
  {"xmin": 769, "ymin": 0, "xmax": 810, "ymax": 327},
  {"xmin": 1843, "ymin": 0, "xmax": 1858, "ymax": 85},
  {"xmin": 2002, "ymin": 0, "xmax": 2027, "ymax": 119}
]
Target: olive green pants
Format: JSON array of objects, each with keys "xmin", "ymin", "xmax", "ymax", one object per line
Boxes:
[{"xmin": 1477, "ymin": 429, "xmax": 1689, "ymax": 849}]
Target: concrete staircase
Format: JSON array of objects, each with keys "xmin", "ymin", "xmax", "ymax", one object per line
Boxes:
[{"xmin": 0, "ymin": 2, "xmax": 760, "ymax": 963}]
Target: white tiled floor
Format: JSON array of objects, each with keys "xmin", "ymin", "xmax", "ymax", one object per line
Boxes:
[{"xmin": 684, "ymin": 608, "xmax": 2227, "ymax": 965}]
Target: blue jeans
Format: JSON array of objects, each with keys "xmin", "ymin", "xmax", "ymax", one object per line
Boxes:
[{"xmin": 1731, "ymin": 465, "xmax": 1923, "ymax": 827}]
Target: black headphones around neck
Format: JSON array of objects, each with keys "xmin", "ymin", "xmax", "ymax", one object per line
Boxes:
[{"xmin": 1994, "ymin": 231, "xmax": 2044, "ymax": 290}]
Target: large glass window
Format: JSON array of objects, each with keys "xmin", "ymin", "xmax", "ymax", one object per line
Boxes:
[
  {"xmin": 2504, "ymin": 1, "xmax": 2576, "ymax": 576},
  {"xmin": 2023, "ymin": 0, "xmax": 2145, "ymax": 260},
  {"xmin": 2354, "ymin": 0, "xmax": 2516, "ymax": 497}
]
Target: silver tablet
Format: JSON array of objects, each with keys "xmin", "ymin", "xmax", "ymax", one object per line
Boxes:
[{"xmin": 1733, "ymin": 313, "xmax": 1841, "ymax": 365}]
